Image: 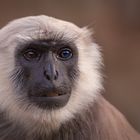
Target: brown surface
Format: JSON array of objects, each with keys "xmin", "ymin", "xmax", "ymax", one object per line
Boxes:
[{"xmin": 0, "ymin": 0, "xmax": 140, "ymax": 132}]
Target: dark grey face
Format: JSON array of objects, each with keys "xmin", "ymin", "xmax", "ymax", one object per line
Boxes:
[{"xmin": 13, "ymin": 39, "xmax": 79, "ymax": 109}]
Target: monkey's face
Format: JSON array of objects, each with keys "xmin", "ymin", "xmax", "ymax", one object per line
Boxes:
[
  {"xmin": 0, "ymin": 16, "xmax": 102, "ymax": 129},
  {"xmin": 15, "ymin": 39, "xmax": 78, "ymax": 109}
]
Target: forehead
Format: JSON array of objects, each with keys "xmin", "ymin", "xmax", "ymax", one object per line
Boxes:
[
  {"xmin": 1, "ymin": 16, "xmax": 82, "ymax": 46},
  {"xmin": 0, "ymin": 16, "xmax": 92, "ymax": 59}
]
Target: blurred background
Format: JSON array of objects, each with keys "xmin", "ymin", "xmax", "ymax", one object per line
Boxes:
[{"xmin": 0, "ymin": 0, "xmax": 140, "ymax": 132}]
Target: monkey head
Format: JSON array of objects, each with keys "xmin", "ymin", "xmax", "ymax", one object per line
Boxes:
[{"xmin": 0, "ymin": 15, "xmax": 102, "ymax": 132}]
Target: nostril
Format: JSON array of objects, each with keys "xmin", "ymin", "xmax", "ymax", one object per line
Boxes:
[
  {"xmin": 46, "ymin": 74, "xmax": 51, "ymax": 80},
  {"xmin": 44, "ymin": 70, "xmax": 58, "ymax": 81},
  {"xmin": 54, "ymin": 71, "xmax": 59, "ymax": 80},
  {"xmin": 44, "ymin": 71, "xmax": 51, "ymax": 81}
]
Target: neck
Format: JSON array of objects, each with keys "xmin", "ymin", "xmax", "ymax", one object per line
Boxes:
[
  {"xmin": 0, "ymin": 96, "xmax": 139, "ymax": 140},
  {"xmin": 44, "ymin": 96, "xmax": 139, "ymax": 140}
]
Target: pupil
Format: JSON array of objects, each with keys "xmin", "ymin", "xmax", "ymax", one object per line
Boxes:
[
  {"xmin": 62, "ymin": 50, "xmax": 70, "ymax": 58},
  {"xmin": 23, "ymin": 49, "xmax": 40, "ymax": 60},
  {"xmin": 28, "ymin": 51, "xmax": 36, "ymax": 58},
  {"xmin": 57, "ymin": 48, "xmax": 73, "ymax": 60}
]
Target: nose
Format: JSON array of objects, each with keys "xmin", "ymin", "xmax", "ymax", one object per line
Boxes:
[{"xmin": 44, "ymin": 63, "xmax": 59, "ymax": 81}]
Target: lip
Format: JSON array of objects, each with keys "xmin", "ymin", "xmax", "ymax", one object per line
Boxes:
[
  {"xmin": 30, "ymin": 94, "xmax": 69, "ymax": 102},
  {"xmin": 29, "ymin": 93, "xmax": 70, "ymax": 109}
]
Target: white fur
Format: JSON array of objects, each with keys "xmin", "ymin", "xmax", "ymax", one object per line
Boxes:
[{"xmin": 0, "ymin": 15, "xmax": 103, "ymax": 134}]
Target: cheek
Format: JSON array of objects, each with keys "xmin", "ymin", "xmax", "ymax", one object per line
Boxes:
[
  {"xmin": 23, "ymin": 67, "xmax": 45, "ymax": 90},
  {"xmin": 21, "ymin": 62, "xmax": 43, "ymax": 79},
  {"xmin": 22, "ymin": 67, "xmax": 31, "ymax": 79},
  {"xmin": 13, "ymin": 65, "xmax": 35, "ymax": 91},
  {"xmin": 67, "ymin": 62, "xmax": 79, "ymax": 83}
]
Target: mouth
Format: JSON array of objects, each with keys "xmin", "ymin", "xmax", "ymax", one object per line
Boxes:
[{"xmin": 29, "ymin": 92, "xmax": 70, "ymax": 109}]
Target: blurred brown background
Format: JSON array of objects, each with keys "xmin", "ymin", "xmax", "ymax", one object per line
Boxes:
[{"xmin": 0, "ymin": 0, "xmax": 140, "ymax": 132}]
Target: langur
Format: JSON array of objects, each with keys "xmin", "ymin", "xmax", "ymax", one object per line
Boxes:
[{"xmin": 0, "ymin": 15, "xmax": 139, "ymax": 140}]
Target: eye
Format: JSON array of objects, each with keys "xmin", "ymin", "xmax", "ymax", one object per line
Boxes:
[
  {"xmin": 57, "ymin": 48, "xmax": 73, "ymax": 60},
  {"xmin": 23, "ymin": 49, "xmax": 41, "ymax": 61}
]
